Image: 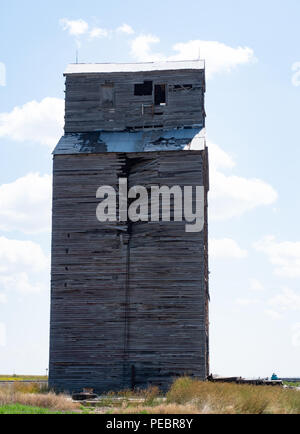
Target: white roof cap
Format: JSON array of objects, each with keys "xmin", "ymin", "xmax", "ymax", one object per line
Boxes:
[{"xmin": 64, "ymin": 60, "xmax": 205, "ymax": 75}]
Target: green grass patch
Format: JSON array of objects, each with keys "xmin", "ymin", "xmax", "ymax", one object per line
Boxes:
[
  {"xmin": 0, "ymin": 404, "xmax": 72, "ymax": 414},
  {"xmin": 283, "ymin": 381, "xmax": 300, "ymax": 387}
]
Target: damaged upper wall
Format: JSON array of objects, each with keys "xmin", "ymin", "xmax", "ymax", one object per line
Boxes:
[
  {"xmin": 64, "ymin": 60, "xmax": 206, "ymax": 133},
  {"xmin": 53, "ymin": 128, "xmax": 206, "ymax": 155}
]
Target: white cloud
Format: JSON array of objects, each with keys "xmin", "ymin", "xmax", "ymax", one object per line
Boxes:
[
  {"xmin": 210, "ymin": 238, "xmax": 247, "ymax": 259},
  {"xmin": 0, "ymin": 273, "xmax": 46, "ymax": 294},
  {"xmin": 291, "ymin": 62, "xmax": 300, "ymax": 87},
  {"xmin": 0, "ymin": 237, "xmax": 49, "ymax": 273},
  {"xmin": 268, "ymin": 288, "xmax": 300, "ymax": 312},
  {"xmin": 169, "ymin": 40, "xmax": 256, "ymax": 79},
  {"xmin": 0, "ymin": 173, "xmax": 52, "ymax": 234},
  {"xmin": 250, "ymin": 279, "xmax": 265, "ymax": 292},
  {"xmin": 210, "ymin": 172, "xmax": 278, "ymax": 220},
  {"xmin": 60, "ymin": 19, "xmax": 135, "ymax": 43},
  {"xmin": 0, "ymin": 97, "xmax": 64, "ymax": 148},
  {"xmin": 254, "ymin": 236, "xmax": 300, "ymax": 278},
  {"xmin": 59, "ymin": 23, "xmax": 255, "ymax": 79},
  {"xmin": 208, "ymin": 141, "xmax": 235, "ymax": 171},
  {"xmin": 117, "ymin": 24, "xmax": 135, "ymax": 35},
  {"xmin": 0, "ymin": 236, "xmax": 49, "ymax": 295},
  {"xmin": 130, "ymin": 36, "xmax": 256, "ymax": 79},
  {"xmin": 261, "ymin": 288, "xmax": 300, "ymax": 323},
  {"xmin": 130, "ymin": 34, "xmax": 162, "ymax": 62},
  {"xmin": 89, "ymin": 27, "xmax": 109, "ymax": 39},
  {"xmin": 208, "ymin": 142, "xmax": 278, "ymax": 220},
  {"xmin": 60, "ymin": 18, "xmax": 89, "ymax": 36},
  {"xmin": 0, "ymin": 323, "xmax": 6, "ymax": 347}
]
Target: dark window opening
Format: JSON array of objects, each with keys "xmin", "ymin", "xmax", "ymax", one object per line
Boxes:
[
  {"xmin": 154, "ymin": 84, "xmax": 166, "ymax": 106},
  {"xmin": 101, "ymin": 83, "xmax": 115, "ymax": 108},
  {"xmin": 134, "ymin": 81, "xmax": 153, "ymax": 96}
]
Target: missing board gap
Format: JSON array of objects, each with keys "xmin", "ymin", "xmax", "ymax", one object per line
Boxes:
[{"xmin": 170, "ymin": 84, "xmax": 193, "ymax": 92}]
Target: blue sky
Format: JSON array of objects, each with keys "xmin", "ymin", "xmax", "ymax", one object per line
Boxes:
[{"xmin": 1, "ymin": 0, "xmax": 300, "ymax": 378}]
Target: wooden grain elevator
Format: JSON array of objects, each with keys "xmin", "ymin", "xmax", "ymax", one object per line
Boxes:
[{"xmin": 49, "ymin": 60, "xmax": 209, "ymax": 393}]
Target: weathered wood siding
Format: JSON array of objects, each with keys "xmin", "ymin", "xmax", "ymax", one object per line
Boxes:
[
  {"xmin": 49, "ymin": 150, "xmax": 209, "ymax": 393},
  {"xmin": 64, "ymin": 70, "xmax": 205, "ymax": 133}
]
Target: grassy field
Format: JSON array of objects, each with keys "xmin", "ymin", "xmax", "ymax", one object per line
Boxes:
[
  {"xmin": 0, "ymin": 375, "xmax": 48, "ymax": 382},
  {"xmin": 1, "ymin": 376, "xmax": 300, "ymax": 414}
]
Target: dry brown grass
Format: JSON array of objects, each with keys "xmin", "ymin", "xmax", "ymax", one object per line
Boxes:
[
  {"xmin": 110, "ymin": 403, "xmax": 200, "ymax": 414},
  {"xmin": 2, "ymin": 377, "xmax": 300, "ymax": 414},
  {"xmin": 108, "ymin": 385, "xmax": 161, "ymax": 400},
  {"xmin": 7, "ymin": 382, "xmax": 48, "ymax": 394},
  {"xmin": 0, "ymin": 389, "xmax": 79, "ymax": 412},
  {"xmin": 165, "ymin": 377, "xmax": 300, "ymax": 414},
  {"xmin": 104, "ymin": 377, "xmax": 300, "ymax": 414}
]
